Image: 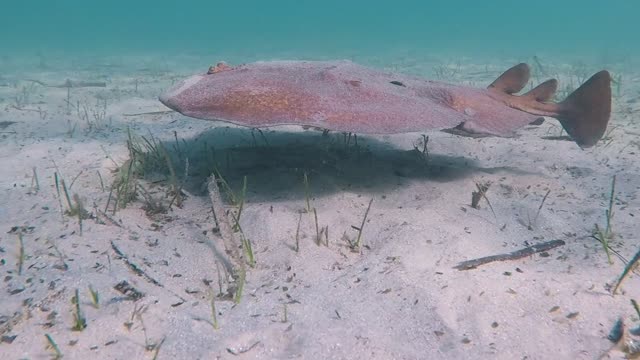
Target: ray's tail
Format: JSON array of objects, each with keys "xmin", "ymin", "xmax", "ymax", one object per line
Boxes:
[
  {"xmin": 557, "ymin": 70, "xmax": 612, "ymax": 148},
  {"xmin": 489, "ymin": 63, "xmax": 612, "ymax": 148}
]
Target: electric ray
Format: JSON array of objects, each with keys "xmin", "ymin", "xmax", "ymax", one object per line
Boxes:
[{"xmin": 159, "ymin": 60, "xmax": 611, "ymax": 148}]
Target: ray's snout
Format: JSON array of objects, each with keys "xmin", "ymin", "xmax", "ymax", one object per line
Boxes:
[
  {"xmin": 158, "ymin": 91, "xmax": 179, "ymax": 111},
  {"xmin": 158, "ymin": 74, "xmax": 205, "ymax": 112}
]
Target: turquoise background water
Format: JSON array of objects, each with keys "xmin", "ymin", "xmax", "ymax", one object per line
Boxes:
[{"xmin": 1, "ymin": 1, "xmax": 637, "ymax": 59}]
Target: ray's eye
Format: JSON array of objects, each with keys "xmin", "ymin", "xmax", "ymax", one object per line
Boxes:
[
  {"xmin": 390, "ymin": 80, "xmax": 406, "ymax": 87},
  {"xmin": 207, "ymin": 62, "xmax": 233, "ymax": 75}
]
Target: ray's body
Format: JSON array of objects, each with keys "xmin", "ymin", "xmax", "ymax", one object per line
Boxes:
[{"xmin": 160, "ymin": 60, "xmax": 611, "ymax": 148}]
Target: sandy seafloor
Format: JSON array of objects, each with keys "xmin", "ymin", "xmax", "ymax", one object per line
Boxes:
[{"xmin": 0, "ymin": 51, "xmax": 639, "ymax": 360}]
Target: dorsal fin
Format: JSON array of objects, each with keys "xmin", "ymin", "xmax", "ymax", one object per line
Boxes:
[
  {"xmin": 488, "ymin": 63, "xmax": 530, "ymax": 94},
  {"xmin": 523, "ymin": 78, "xmax": 558, "ymax": 102}
]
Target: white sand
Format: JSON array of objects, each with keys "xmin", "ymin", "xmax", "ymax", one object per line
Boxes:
[{"xmin": 0, "ymin": 53, "xmax": 639, "ymax": 360}]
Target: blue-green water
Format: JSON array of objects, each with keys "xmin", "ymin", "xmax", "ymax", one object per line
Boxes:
[{"xmin": 1, "ymin": 1, "xmax": 638, "ymax": 60}]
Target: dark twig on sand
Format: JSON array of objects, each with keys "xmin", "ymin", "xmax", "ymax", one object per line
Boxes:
[
  {"xmin": 110, "ymin": 241, "xmax": 188, "ymax": 304},
  {"xmin": 110, "ymin": 240, "xmax": 162, "ymax": 287},
  {"xmin": 94, "ymin": 206, "xmax": 122, "ymax": 228},
  {"xmin": 454, "ymin": 239, "xmax": 566, "ymax": 270}
]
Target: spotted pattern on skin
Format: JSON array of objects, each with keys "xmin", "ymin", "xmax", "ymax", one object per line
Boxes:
[{"xmin": 218, "ymin": 88, "xmax": 320, "ymax": 122}]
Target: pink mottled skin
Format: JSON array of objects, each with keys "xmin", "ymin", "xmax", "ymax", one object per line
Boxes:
[{"xmin": 160, "ymin": 60, "xmax": 611, "ymax": 147}]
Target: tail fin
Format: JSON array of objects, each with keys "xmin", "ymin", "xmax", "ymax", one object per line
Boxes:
[{"xmin": 558, "ymin": 71, "xmax": 611, "ymax": 148}]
